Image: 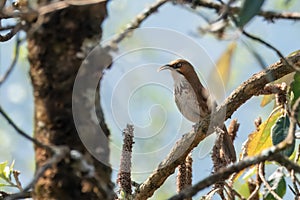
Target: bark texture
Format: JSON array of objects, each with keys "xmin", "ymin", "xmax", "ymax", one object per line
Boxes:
[{"xmin": 27, "ymin": 2, "xmax": 113, "ymax": 199}]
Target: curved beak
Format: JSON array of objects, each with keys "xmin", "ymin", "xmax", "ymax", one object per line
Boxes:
[{"xmin": 157, "ymin": 64, "xmax": 171, "ymax": 72}]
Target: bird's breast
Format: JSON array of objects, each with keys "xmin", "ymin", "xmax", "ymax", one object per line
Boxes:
[{"xmin": 174, "ymin": 78, "xmax": 201, "ymax": 123}]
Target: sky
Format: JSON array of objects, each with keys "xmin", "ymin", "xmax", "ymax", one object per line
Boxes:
[{"xmin": 1, "ymin": 0, "xmax": 300, "ymax": 199}]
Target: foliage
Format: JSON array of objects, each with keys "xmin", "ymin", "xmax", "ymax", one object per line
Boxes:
[
  {"xmin": 271, "ymin": 114, "xmax": 295, "ymax": 157},
  {"xmin": 263, "ymin": 168, "xmax": 286, "ymax": 200},
  {"xmin": 237, "ymin": 0, "xmax": 266, "ymax": 27},
  {"xmin": 0, "ymin": 161, "xmax": 21, "ymax": 190}
]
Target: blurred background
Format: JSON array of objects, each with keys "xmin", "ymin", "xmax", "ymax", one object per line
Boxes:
[{"xmin": 1, "ymin": 0, "xmax": 300, "ymax": 199}]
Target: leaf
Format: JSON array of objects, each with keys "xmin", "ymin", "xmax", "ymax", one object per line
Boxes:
[
  {"xmin": 215, "ymin": 42, "xmax": 236, "ymax": 86},
  {"xmin": 233, "ymin": 180, "xmax": 250, "ymax": 198},
  {"xmin": 260, "ymin": 95, "xmax": 275, "ymax": 107},
  {"xmin": 0, "ymin": 161, "xmax": 14, "ymax": 182},
  {"xmin": 0, "ymin": 161, "xmax": 8, "ymax": 180},
  {"xmin": 287, "ymin": 49, "xmax": 300, "ymax": 58},
  {"xmin": 271, "ymin": 114, "xmax": 295, "ymax": 157},
  {"xmin": 237, "ymin": 0, "xmax": 266, "ymax": 27},
  {"xmin": 245, "ymin": 111, "xmax": 281, "ymax": 157},
  {"xmin": 208, "ymin": 42, "xmax": 237, "ymax": 101},
  {"xmin": 243, "ymin": 41, "xmax": 267, "ymax": 69},
  {"xmin": 203, "ymin": 188, "xmax": 220, "ymax": 200},
  {"xmin": 0, "ymin": 161, "xmax": 8, "ymax": 173},
  {"xmin": 0, "ymin": 183, "xmax": 13, "ymax": 187},
  {"xmin": 263, "ymin": 167, "xmax": 286, "ymax": 200},
  {"xmin": 291, "ymin": 72, "xmax": 300, "ymax": 105},
  {"xmin": 291, "ymin": 72, "xmax": 300, "ymax": 123},
  {"xmin": 234, "ymin": 111, "xmax": 281, "ymax": 181},
  {"xmin": 3, "ymin": 166, "xmax": 11, "ymax": 180}
]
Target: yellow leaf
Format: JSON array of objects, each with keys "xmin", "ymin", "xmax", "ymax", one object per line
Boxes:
[
  {"xmin": 215, "ymin": 42, "xmax": 237, "ymax": 86},
  {"xmin": 260, "ymin": 94, "xmax": 275, "ymax": 107},
  {"xmin": 245, "ymin": 111, "xmax": 282, "ymax": 156},
  {"xmin": 234, "ymin": 110, "xmax": 282, "ymax": 182},
  {"xmin": 208, "ymin": 42, "xmax": 237, "ymax": 101}
]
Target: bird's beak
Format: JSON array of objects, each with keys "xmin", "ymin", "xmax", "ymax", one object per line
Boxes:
[{"xmin": 157, "ymin": 64, "xmax": 171, "ymax": 72}]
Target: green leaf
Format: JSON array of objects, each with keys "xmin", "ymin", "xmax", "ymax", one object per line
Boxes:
[
  {"xmin": 233, "ymin": 180, "xmax": 250, "ymax": 198},
  {"xmin": 271, "ymin": 115, "xmax": 295, "ymax": 157},
  {"xmin": 0, "ymin": 183, "xmax": 13, "ymax": 187},
  {"xmin": 0, "ymin": 161, "xmax": 8, "ymax": 180},
  {"xmin": 291, "ymin": 72, "xmax": 300, "ymax": 104},
  {"xmin": 237, "ymin": 0, "xmax": 266, "ymax": 27},
  {"xmin": 0, "ymin": 161, "xmax": 8, "ymax": 173},
  {"xmin": 3, "ymin": 166, "xmax": 11, "ymax": 180},
  {"xmin": 291, "ymin": 71, "xmax": 300, "ymax": 123},
  {"xmin": 263, "ymin": 167, "xmax": 286, "ymax": 200}
]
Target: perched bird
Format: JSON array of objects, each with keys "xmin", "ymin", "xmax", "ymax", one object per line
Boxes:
[{"xmin": 158, "ymin": 59, "xmax": 236, "ymax": 163}]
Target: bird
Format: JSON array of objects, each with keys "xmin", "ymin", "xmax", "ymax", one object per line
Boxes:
[{"xmin": 158, "ymin": 59, "xmax": 236, "ymax": 163}]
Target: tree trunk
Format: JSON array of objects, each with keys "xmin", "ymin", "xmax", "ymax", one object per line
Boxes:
[{"xmin": 26, "ymin": 2, "xmax": 113, "ymax": 199}]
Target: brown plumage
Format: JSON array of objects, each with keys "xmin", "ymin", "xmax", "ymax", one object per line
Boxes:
[{"xmin": 159, "ymin": 59, "xmax": 236, "ymax": 163}]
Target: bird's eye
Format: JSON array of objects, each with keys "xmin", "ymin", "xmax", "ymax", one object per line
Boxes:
[{"xmin": 174, "ymin": 63, "xmax": 182, "ymax": 68}]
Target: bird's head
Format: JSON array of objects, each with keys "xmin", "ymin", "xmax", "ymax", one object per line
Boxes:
[{"xmin": 158, "ymin": 59, "xmax": 195, "ymax": 76}]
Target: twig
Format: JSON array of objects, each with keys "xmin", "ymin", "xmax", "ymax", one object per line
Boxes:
[
  {"xmin": 224, "ymin": 182, "xmax": 245, "ymax": 200},
  {"xmin": 0, "ymin": 105, "xmax": 53, "ymax": 152},
  {"xmin": 103, "ymin": 0, "xmax": 169, "ymax": 51},
  {"xmin": 247, "ymin": 179, "xmax": 260, "ymax": 200},
  {"xmin": 134, "ymin": 50, "xmax": 300, "ymax": 200},
  {"xmin": 0, "ymin": 23, "xmax": 21, "ymax": 42},
  {"xmin": 258, "ymin": 163, "xmax": 282, "ymax": 200},
  {"xmin": 5, "ymin": 146, "xmax": 69, "ymax": 200},
  {"xmin": 188, "ymin": 0, "xmax": 300, "ymax": 21},
  {"xmin": 170, "ymin": 117, "xmax": 300, "ymax": 200},
  {"xmin": 0, "ymin": 25, "xmax": 16, "ymax": 31},
  {"xmin": 242, "ymin": 30, "xmax": 292, "ymax": 68},
  {"xmin": 12, "ymin": 170, "xmax": 22, "ymax": 191},
  {"xmin": 291, "ymin": 145, "xmax": 300, "ymax": 196},
  {"xmin": 290, "ymin": 169, "xmax": 300, "ymax": 197},
  {"xmin": 0, "ymin": 33, "xmax": 22, "ymax": 85},
  {"xmin": 168, "ymin": 150, "xmax": 295, "ymax": 199},
  {"xmin": 273, "ymin": 155, "xmax": 300, "ymax": 177}
]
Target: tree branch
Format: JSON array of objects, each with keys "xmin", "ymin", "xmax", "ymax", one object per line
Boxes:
[
  {"xmin": 0, "ymin": 105, "xmax": 53, "ymax": 152},
  {"xmin": 187, "ymin": 0, "xmax": 300, "ymax": 21},
  {"xmin": 5, "ymin": 146, "xmax": 69, "ymax": 200},
  {"xmin": 258, "ymin": 163, "xmax": 282, "ymax": 200},
  {"xmin": 104, "ymin": 0, "xmax": 169, "ymax": 51},
  {"xmin": 168, "ymin": 68, "xmax": 300, "ymax": 200},
  {"xmin": 0, "ymin": 33, "xmax": 22, "ymax": 85},
  {"xmin": 0, "ymin": 23, "xmax": 21, "ymax": 42},
  {"xmin": 134, "ymin": 51, "xmax": 300, "ymax": 200},
  {"xmin": 168, "ymin": 153, "xmax": 297, "ymax": 200}
]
